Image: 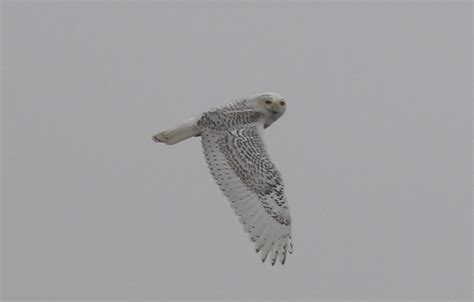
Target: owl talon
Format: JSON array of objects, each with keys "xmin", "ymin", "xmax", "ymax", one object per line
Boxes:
[{"xmin": 152, "ymin": 135, "xmax": 163, "ymax": 143}]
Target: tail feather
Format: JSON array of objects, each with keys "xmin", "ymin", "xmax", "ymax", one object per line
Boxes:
[{"xmin": 153, "ymin": 117, "xmax": 201, "ymax": 145}]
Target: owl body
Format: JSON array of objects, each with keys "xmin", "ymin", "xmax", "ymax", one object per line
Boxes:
[{"xmin": 153, "ymin": 92, "xmax": 293, "ymax": 265}]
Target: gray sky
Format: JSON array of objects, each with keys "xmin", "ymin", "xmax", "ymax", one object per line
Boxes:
[{"xmin": 2, "ymin": 1, "xmax": 471, "ymax": 300}]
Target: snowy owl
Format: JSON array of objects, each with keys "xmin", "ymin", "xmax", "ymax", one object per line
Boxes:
[{"xmin": 152, "ymin": 92, "xmax": 293, "ymax": 265}]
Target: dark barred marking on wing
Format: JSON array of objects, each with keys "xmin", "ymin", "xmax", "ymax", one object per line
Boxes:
[{"xmin": 198, "ymin": 101, "xmax": 292, "ymax": 265}]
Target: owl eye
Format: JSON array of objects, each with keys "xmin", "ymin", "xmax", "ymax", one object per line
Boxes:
[
  {"xmin": 279, "ymin": 101, "xmax": 286, "ymax": 106},
  {"xmin": 265, "ymin": 100, "xmax": 272, "ymax": 105}
]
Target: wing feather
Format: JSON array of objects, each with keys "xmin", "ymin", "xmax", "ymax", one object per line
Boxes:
[{"xmin": 200, "ymin": 116, "xmax": 292, "ymax": 265}]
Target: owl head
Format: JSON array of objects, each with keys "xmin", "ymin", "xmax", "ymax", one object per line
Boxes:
[{"xmin": 248, "ymin": 92, "xmax": 287, "ymax": 128}]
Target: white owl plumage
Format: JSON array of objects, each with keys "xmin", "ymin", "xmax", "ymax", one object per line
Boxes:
[{"xmin": 153, "ymin": 92, "xmax": 293, "ymax": 265}]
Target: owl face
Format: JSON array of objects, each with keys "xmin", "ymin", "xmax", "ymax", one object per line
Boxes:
[
  {"xmin": 248, "ymin": 92, "xmax": 286, "ymax": 128},
  {"xmin": 253, "ymin": 93, "xmax": 287, "ymax": 118}
]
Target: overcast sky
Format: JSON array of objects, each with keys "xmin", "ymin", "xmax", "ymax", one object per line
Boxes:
[{"xmin": 2, "ymin": 1, "xmax": 471, "ymax": 300}]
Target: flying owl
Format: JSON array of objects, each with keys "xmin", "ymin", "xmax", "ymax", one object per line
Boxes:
[{"xmin": 152, "ymin": 92, "xmax": 293, "ymax": 265}]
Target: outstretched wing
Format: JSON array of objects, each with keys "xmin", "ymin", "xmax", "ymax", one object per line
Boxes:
[{"xmin": 200, "ymin": 120, "xmax": 293, "ymax": 265}]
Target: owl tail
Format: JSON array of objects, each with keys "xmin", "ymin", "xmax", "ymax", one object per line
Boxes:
[{"xmin": 153, "ymin": 117, "xmax": 201, "ymax": 145}]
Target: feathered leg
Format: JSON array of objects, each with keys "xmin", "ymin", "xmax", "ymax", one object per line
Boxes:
[{"xmin": 153, "ymin": 117, "xmax": 201, "ymax": 145}]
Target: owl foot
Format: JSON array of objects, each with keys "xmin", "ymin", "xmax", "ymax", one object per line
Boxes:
[{"xmin": 152, "ymin": 131, "xmax": 169, "ymax": 143}]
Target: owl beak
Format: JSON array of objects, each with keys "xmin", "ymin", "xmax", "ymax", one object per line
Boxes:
[{"xmin": 271, "ymin": 104, "xmax": 280, "ymax": 115}]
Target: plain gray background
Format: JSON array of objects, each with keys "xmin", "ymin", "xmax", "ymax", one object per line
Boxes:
[{"xmin": 1, "ymin": 1, "xmax": 471, "ymax": 300}]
